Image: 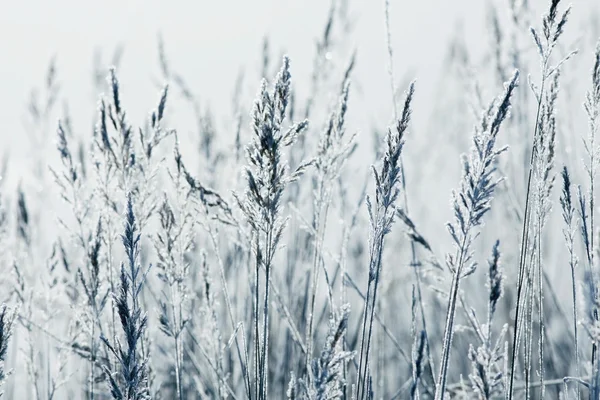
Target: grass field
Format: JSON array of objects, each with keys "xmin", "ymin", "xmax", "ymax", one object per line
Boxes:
[{"xmin": 1, "ymin": 0, "xmax": 600, "ymax": 398}]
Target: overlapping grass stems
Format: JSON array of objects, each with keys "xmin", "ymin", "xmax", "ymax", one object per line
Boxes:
[
  {"xmin": 3, "ymin": 0, "xmax": 600, "ymax": 398},
  {"xmin": 579, "ymin": 38, "xmax": 600, "ymax": 398},
  {"xmin": 0, "ymin": 305, "xmax": 17, "ymax": 397},
  {"xmin": 434, "ymin": 71, "xmax": 519, "ymax": 400},
  {"xmin": 508, "ymin": 0, "xmax": 574, "ymax": 397},
  {"xmin": 355, "ymin": 81, "xmax": 415, "ymax": 400},
  {"xmin": 560, "ymin": 166, "xmax": 580, "ymax": 398},
  {"xmin": 100, "ymin": 195, "xmax": 151, "ymax": 400},
  {"xmin": 234, "ymin": 56, "xmax": 310, "ymax": 400}
]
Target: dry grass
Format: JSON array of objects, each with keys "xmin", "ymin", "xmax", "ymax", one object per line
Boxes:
[{"xmin": 1, "ymin": 0, "xmax": 600, "ymax": 399}]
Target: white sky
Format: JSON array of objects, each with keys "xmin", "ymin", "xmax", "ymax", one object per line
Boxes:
[
  {"xmin": 0, "ymin": 0, "xmax": 596, "ymax": 169},
  {"xmin": 0, "ymin": 1, "xmax": 483, "ymax": 143}
]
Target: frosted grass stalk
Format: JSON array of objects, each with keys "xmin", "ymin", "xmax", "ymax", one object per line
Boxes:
[
  {"xmin": 509, "ymin": 1, "xmax": 573, "ymax": 395},
  {"xmin": 235, "ymin": 56, "xmax": 309, "ymax": 400},
  {"xmin": 435, "ymin": 71, "xmax": 518, "ymax": 400},
  {"xmin": 356, "ymin": 81, "xmax": 415, "ymax": 400}
]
